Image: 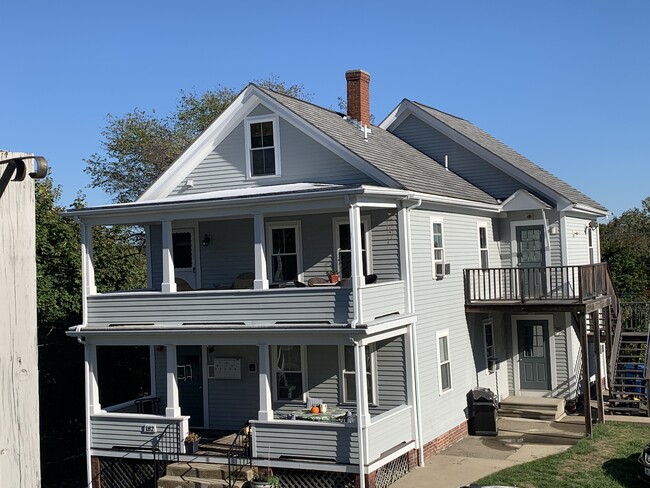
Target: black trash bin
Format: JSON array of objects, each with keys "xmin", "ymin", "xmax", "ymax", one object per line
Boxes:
[{"xmin": 469, "ymin": 387, "xmax": 498, "ymax": 436}]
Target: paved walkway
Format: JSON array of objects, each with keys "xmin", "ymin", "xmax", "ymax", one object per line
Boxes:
[{"xmin": 391, "ymin": 416, "xmax": 586, "ymax": 488}]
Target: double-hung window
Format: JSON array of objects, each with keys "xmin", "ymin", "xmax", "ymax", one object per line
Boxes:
[
  {"xmin": 436, "ymin": 330, "xmax": 452, "ymax": 393},
  {"xmin": 340, "ymin": 345, "xmax": 376, "ymax": 404},
  {"xmin": 431, "ymin": 219, "xmax": 445, "ymax": 278},
  {"xmin": 478, "ymin": 225, "xmax": 489, "ymax": 269},
  {"xmin": 333, "ymin": 217, "xmax": 371, "ymax": 279},
  {"xmin": 267, "ymin": 222, "xmax": 302, "ymax": 284},
  {"xmin": 245, "ymin": 116, "xmax": 281, "ymax": 177},
  {"xmin": 588, "ymin": 227, "xmax": 595, "ymax": 264},
  {"xmin": 273, "ymin": 345, "xmax": 305, "ymax": 401}
]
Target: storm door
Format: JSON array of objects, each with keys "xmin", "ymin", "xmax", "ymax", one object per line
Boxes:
[
  {"xmin": 515, "ymin": 225, "xmax": 545, "ymax": 299},
  {"xmin": 177, "ymin": 345, "xmax": 205, "ymax": 427},
  {"xmin": 517, "ymin": 320, "xmax": 551, "ymax": 390},
  {"xmin": 173, "ymin": 228, "xmax": 197, "ymax": 289}
]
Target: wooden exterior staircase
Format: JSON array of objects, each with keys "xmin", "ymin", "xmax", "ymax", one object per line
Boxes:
[
  {"xmin": 157, "ymin": 462, "xmax": 253, "ymax": 488},
  {"xmin": 607, "ymin": 302, "xmax": 650, "ymax": 415}
]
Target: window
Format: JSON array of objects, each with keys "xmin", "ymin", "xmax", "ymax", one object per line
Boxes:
[
  {"xmin": 267, "ymin": 222, "xmax": 302, "ymax": 284},
  {"xmin": 273, "ymin": 345, "xmax": 305, "ymax": 401},
  {"xmin": 588, "ymin": 227, "xmax": 595, "ymax": 264},
  {"xmin": 431, "ymin": 219, "xmax": 445, "ymax": 278},
  {"xmin": 245, "ymin": 116, "xmax": 280, "ymax": 177},
  {"xmin": 334, "ymin": 217, "xmax": 371, "ymax": 279},
  {"xmin": 483, "ymin": 319, "xmax": 496, "ymax": 374},
  {"xmin": 340, "ymin": 345, "xmax": 376, "ymax": 404},
  {"xmin": 478, "ymin": 225, "xmax": 489, "ymax": 269},
  {"xmin": 436, "ymin": 330, "xmax": 452, "ymax": 392}
]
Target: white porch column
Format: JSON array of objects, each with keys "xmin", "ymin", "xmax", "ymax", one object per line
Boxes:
[
  {"xmin": 398, "ymin": 202, "xmax": 424, "ymax": 465},
  {"xmin": 84, "ymin": 344, "xmax": 101, "ymax": 415},
  {"xmin": 80, "ymin": 223, "xmax": 97, "ymax": 296},
  {"xmin": 161, "ymin": 220, "xmax": 177, "ymax": 293},
  {"xmin": 165, "ymin": 345, "xmax": 181, "ymax": 417},
  {"xmin": 258, "ymin": 345, "xmax": 274, "ymax": 421},
  {"xmin": 349, "ymin": 203, "xmax": 364, "ymax": 326},
  {"xmin": 253, "ymin": 213, "xmax": 269, "ymax": 290},
  {"xmin": 354, "ymin": 342, "xmax": 370, "ymax": 488}
]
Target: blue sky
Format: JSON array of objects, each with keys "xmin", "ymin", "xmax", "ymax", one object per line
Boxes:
[{"xmin": 3, "ymin": 1, "xmax": 648, "ymax": 217}]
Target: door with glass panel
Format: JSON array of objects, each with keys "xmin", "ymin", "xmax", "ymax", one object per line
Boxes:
[
  {"xmin": 172, "ymin": 228, "xmax": 197, "ymax": 289},
  {"xmin": 517, "ymin": 320, "xmax": 551, "ymax": 390}
]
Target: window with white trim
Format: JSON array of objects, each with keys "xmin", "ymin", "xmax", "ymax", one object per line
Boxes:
[
  {"xmin": 333, "ymin": 217, "xmax": 372, "ymax": 279},
  {"xmin": 245, "ymin": 116, "xmax": 280, "ymax": 177},
  {"xmin": 588, "ymin": 227, "xmax": 595, "ymax": 264},
  {"xmin": 478, "ymin": 225, "xmax": 489, "ymax": 269},
  {"xmin": 431, "ymin": 219, "xmax": 445, "ymax": 278},
  {"xmin": 267, "ymin": 222, "xmax": 301, "ymax": 284},
  {"xmin": 436, "ymin": 330, "xmax": 452, "ymax": 392},
  {"xmin": 340, "ymin": 345, "xmax": 377, "ymax": 404},
  {"xmin": 483, "ymin": 319, "xmax": 496, "ymax": 374},
  {"xmin": 273, "ymin": 345, "xmax": 306, "ymax": 401}
]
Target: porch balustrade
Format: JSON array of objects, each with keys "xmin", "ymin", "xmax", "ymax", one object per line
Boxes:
[{"xmin": 464, "ymin": 263, "xmax": 610, "ymax": 304}]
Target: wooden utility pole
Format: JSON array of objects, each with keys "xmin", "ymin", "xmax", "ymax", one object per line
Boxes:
[{"xmin": 0, "ymin": 151, "xmax": 47, "ymax": 487}]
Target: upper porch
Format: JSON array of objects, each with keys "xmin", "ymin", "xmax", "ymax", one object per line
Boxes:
[
  {"xmin": 73, "ymin": 184, "xmax": 416, "ymax": 330},
  {"xmin": 464, "ymin": 262, "xmax": 613, "ymax": 313}
]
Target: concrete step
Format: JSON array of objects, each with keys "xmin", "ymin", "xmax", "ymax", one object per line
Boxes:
[
  {"xmin": 499, "ymin": 396, "xmax": 565, "ymax": 421},
  {"xmin": 164, "ymin": 462, "xmax": 253, "ymax": 482},
  {"xmin": 157, "ymin": 475, "xmax": 246, "ymax": 488}
]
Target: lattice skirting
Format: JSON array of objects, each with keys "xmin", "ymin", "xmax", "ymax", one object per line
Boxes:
[
  {"xmin": 374, "ymin": 453, "xmax": 410, "ymax": 488},
  {"xmin": 96, "ymin": 457, "xmax": 155, "ymax": 488},
  {"xmin": 274, "ymin": 468, "xmax": 355, "ymax": 488}
]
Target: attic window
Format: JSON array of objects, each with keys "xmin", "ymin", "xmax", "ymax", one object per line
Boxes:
[{"xmin": 245, "ymin": 115, "xmax": 281, "ymax": 178}]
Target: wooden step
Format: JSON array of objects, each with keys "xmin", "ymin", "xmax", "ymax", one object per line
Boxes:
[
  {"xmin": 157, "ymin": 475, "xmax": 246, "ymax": 488},
  {"xmin": 163, "ymin": 462, "xmax": 253, "ymax": 482}
]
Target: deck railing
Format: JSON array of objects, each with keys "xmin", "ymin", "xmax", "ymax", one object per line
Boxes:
[{"xmin": 464, "ymin": 263, "xmax": 610, "ymax": 304}]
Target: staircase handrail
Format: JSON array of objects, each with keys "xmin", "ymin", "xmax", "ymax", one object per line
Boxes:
[
  {"xmin": 227, "ymin": 424, "xmax": 252, "ymax": 488},
  {"xmin": 605, "ymin": 264, "xmax": 623, "ymax": 388}
]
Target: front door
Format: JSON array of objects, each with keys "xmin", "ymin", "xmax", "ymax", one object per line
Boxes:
[
  {"xmin": 173, "ymin": 228, "xmax": 197, "ymax": 289},
  {"xmin": 177, "ymin": 346, "xmax": 205, "ymax": 427},
  {"xmin": 517, "ymin": 320, "xmax": 551, "ymax": 390},
  {"xmin": 516, "ymin": 225, "xmax": 545, "ymax": 298}
]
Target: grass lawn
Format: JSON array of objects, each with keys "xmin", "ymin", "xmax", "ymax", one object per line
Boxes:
[{"xmin": 475, "ymin": 421, "xmax": 650, "ymax": 488}]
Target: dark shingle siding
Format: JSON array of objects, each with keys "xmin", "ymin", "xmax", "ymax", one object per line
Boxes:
[{"xmin": 412, "ymin": 102, "xmax": 606, "ymax": 212}]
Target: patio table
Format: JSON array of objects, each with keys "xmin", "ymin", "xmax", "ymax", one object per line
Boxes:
[{"xmin": 293, "ymin": 407, "xmax": 348, "ymax": 422}]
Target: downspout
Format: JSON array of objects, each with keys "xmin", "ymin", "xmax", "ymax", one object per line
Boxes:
[
  {"xmin": 351, "ymin": 338, "xmax": 368, "ymax": 488},
  {"xmin": 74, "ymin": 217, "xmax": 92, "ymax": 487},
  {"xmin": 400, "ymin": 196, "xmax": 425, "ymax": 465}
]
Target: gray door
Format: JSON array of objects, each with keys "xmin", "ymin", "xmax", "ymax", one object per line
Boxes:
[
  {"xmin": 517, "ymin": 320, "xmax": 551, "ymax": 390},
  {"xmin": 177, "ymin": 346, "xmax": 204, "ymax": 427},
  {"xmin": 516, "ymin": 225, "xmax": 545, "ymax": 298}
]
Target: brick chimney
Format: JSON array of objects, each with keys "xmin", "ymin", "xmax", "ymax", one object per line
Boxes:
[{"xmin": 345, "ymin": 69, "xmax": 371, "ymax": 127}]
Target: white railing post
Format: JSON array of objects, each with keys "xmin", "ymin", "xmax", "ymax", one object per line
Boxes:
[
  {"xmin": 161, "ymin": 220, "xmax": 177, "ymax": 293},
  {"xmin": 165, "ymin": 345, "xmax": 181, "ymax": 417},
  {"xmin": 80, "ymin": 223, "xmax": 97, "ymax": 297},
  {"xmin": 258, "ymin": 345, "xmax": 274, "ymax": 421},
  {"xmin": 253, "ymin": 213, "xmax": 269, "ymax": 290}
]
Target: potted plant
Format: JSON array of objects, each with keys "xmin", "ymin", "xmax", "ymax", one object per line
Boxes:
[
  {"xmin": 184, "ymin": 432, "xmax": 200, "ymax": 454},
  {"xmin": 327, "ymin": 269, "xmax": 340, "ymax": 284},
  {"xmin": 251, "ymin": 468, "xmax": 280, "ymax": 488}
]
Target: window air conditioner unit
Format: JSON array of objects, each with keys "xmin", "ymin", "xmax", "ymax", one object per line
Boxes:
[{"xmin": 436, "ymin": 262, "xmax": 450, "ymax": 279}]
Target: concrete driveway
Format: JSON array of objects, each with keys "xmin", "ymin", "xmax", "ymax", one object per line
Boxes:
[{"xmin": 390, "ymin": 416, "xmax": 585, "ymax": 488}]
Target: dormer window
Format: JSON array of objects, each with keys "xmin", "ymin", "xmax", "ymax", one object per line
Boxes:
[{"xmin": 245, "ymin": 115, "xmax": 281, "ymax": 178}]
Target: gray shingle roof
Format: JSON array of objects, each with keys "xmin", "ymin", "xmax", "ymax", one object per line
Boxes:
[
  {"xmin": 412, "ymin": 101, "xmax": 606, "ymax": 212},
  {"xmin": 256, "ymin": 86, "xmax": 498, "ymax": 205}
]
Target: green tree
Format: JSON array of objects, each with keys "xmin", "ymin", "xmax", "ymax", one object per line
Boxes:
[
  {"xmin": 85, "ymin": 77, "xmax": 311, "ymax": 203},
  {"xmin": 36, "ymin": 178, "xmax": 148, "ymax": 484},
  {"xmin": 601, "ymin": 197, "xmax": 650, "ymax": 300}
]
